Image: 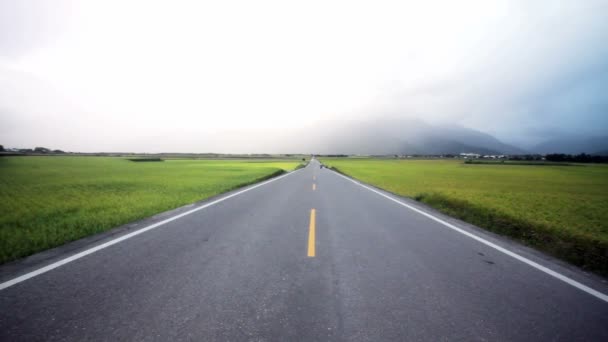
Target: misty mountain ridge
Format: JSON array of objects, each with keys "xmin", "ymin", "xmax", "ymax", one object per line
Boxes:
[
  {"xmin": 531, "ymin": 136, "xmax": 608, "ymax": 155},
  {"xmin": 297, "ymin": 118, "xmax": 526, "ymax": 155}
]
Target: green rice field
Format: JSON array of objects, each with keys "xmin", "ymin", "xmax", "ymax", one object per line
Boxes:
[
  {"xmin": 0, "ymin": 156, "xmax": 301, "ymax": 264},
  {"xmin": 321, "ymin": 158, "xmax": 608, "ymax": 275}
]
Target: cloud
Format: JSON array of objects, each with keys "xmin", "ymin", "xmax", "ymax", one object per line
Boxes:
[
  {"xmin": 0, "ymin": 0, "xmax": 607, "ymax": 152},
  {"xmin": 0, "ymin": 1, "xmax": 71, "ymax": 58}
]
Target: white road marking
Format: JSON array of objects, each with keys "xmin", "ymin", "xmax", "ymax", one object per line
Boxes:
[
  {"xmin": 0, "ymin": 170, "xmax": 300, "ymax": 291},
  {"xmin": 331, "ymin": 170, "xmax": 608, "ymax": 303}
]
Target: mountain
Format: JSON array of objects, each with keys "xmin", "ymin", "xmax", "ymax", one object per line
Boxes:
[
  {"xmin": 594, "ymin": 150, "xmax": 608, "ymax": 156},
  {"xmin": 293, "ymin": 117, "xmax": 525, "ymax": 155},
  {"xmin": 532, "ymin": 136, "xmax": 608, "ymax": 154}
]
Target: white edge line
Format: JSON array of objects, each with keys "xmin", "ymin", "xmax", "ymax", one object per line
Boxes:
[
  {"xmin": 0, "ymin": 169, "xmax": 300, "ymax": 291},
  {"xmin": 330, "ymin": 170, "xmax": 608, "ymax": 303}
]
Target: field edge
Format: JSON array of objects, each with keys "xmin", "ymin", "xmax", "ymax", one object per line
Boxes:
[
  {"xmin": 0, "ymin": 166, "xmax": 296, "ymax": 266},
  {"xmin": 328, "ymin": 165, "xmax": 608, "ymax": 277}
]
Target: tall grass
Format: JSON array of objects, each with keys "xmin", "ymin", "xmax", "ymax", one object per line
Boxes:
[{"xmin": 0, "ymin": 157, "xmax": 300, "ymax": 263}]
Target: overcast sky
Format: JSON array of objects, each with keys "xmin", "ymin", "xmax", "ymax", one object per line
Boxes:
[{"xmin": 1, "ymin": 0, "xmax": 607, "ymax": 152}]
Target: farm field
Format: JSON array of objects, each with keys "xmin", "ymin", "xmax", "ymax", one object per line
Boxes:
[
  {"xmin": 320, "ymin": 158, "xmax": 608, "ymax": 275},
  {"xmin": 0, "ymin": 156, "xmax": 302, "ymax": 264}
]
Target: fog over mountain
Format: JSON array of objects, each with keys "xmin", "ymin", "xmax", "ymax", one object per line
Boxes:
[
  {"xmin": 1, "ymin": 1, "xmax": 607, "ymax": 154},
  {"xmin": 532, "ymin": 136, "xmax": 608, "ymax": 155},
  {"xmin": 227, "ymin": 120, "xmax": 607, "ymax": 155},
  {"xmin": 284, "ymin": 118, "xmax": 525, "ymax": 155}
]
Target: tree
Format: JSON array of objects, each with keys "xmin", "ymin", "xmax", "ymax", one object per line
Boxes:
[
  {"xmin": 545, "ymin": 153, "xmax": 608, "ymax": 163},
  {"xmin": 34, "ymin": 147, "xmax": 51, "ymax": 153},
  {"xmin": 0, "ymin": 145, "xmax": 4, "ymax": 152}
]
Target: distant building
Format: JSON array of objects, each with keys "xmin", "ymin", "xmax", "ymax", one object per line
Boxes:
[{"xmin": 459, "ymin": 153, "xmax": 480, "ymax": 159}]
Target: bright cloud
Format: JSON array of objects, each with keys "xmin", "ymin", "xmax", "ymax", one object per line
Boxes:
[{"xmin": 1, "ymin": 0, "xmax": 607, "ymax": 152}]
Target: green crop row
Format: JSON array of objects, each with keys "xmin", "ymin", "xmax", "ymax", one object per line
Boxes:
[
  {"xmin": 0, "ymin": 156, "xmax": 301, "ymax": 264},
  {"xmin": 321, "ymin": 158, "xmax": 608, "ymax": 276}
]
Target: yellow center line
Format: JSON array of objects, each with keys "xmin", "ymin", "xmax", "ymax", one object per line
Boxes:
[
  {"xmin": 307, "ymin": 209, "xmax": 316, "ymax": 257},
  {"xmin": 312, "ymin": 183, "xmax": 316, "ymax": 191}
]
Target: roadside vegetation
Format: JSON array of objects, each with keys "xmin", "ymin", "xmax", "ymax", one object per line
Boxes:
[
  {"xmin": 321, "ymin": 158, "xmax": 608, "ymax": 276},
  {"xmin": 463, "ymin": 160, "xmax": 577, "ymax": 166},
  {"xmin": 0, "ymin": 156, "xmax": 301, "ymax": 264}
]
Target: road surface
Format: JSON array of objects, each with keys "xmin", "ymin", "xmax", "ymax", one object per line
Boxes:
[{"xmin": 1, "ymin": 160, "xmax": 607, "ymax": 341}]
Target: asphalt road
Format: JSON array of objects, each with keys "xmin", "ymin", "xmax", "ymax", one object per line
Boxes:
[{"xmin": 1, "ymin": 159, "xmax": 607, "ymax": 341}]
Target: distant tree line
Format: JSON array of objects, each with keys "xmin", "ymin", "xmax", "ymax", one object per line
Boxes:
[
  {"xmin": 508, "ymin": 154, "xmax": 543, "ymax": 161},
  {"xmin": 0, "ymin": 146, "xmax": 65, "ymax": 154},
  {"xmin": 545, "ymin": 153, "xmax": 608, "ymax": 163},
  {"xmin": 30, "ymin": 147, "xmax": 65, "ymax": 154}
]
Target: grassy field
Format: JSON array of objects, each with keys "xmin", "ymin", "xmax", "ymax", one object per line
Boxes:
[
  {"xmin": 0, "ymin": 156, "xmax": 301, "ymax": 264},
  {"xmin": 321, "ymin": 158, "xmax": 608, "ymax": 275}
]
